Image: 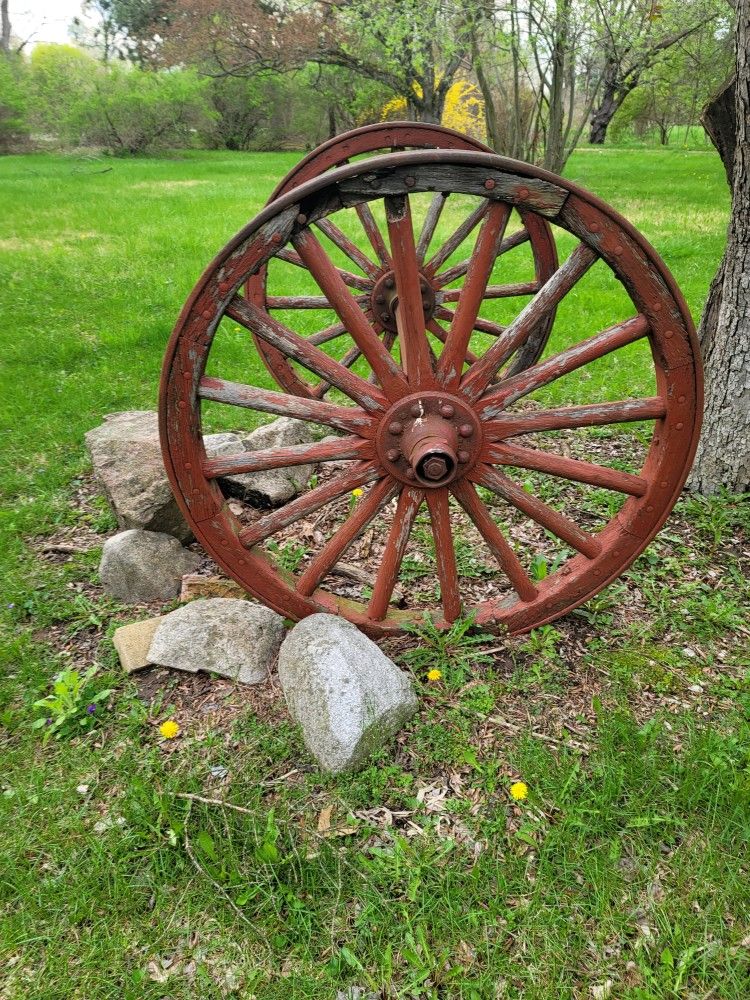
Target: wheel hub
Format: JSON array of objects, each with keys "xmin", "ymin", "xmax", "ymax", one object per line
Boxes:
[
  {"xmin": 370, "ymin": 269, "xmax": 436, "ymax": 332},
  {"xmin": 376, "ymin": 391, "xmax": 483, "ymax": 487}
]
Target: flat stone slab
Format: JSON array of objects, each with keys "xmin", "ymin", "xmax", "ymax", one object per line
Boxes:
[
  {"xmin": 112, "ymin": 617, "xmax": 163, "ymax": 673},
  {"xmin": 278, "ymin": 614, "xmax": 418, "ymax": 773},
  {"xmin": 147, "ymin": 598, "xmax": 286, "ymax": 684},
  {"xmin": 86, "ymin": 411, "xmax": 191, "ymax": 542},
  {"xmin": 100, "ymin": 529, "xmax": 201, "ymax": 604},
  {"xmin": 180, "ymin": 574, "xmax": 247, "ymax": 602}
]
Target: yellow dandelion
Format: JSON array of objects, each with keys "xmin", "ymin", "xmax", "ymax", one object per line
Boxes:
[
  {"xmin": 159, "ymin": 720, "xmax": 180, "ymax": 739},
  {"xmin": 426, "ymin": 668, "xmax": 443, "ymax": 682},
  {"xmin": 351, "ymin": 488, "xmax": 364, "ymax": 498},
  {"xmin": 509, "ymin": 781, "xmax": 528, "ymax": 801}
]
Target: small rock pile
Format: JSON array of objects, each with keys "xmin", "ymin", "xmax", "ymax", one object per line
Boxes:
[{"xmin": 87, "ymin": 410, "xmax": 418, "ymax": 772}]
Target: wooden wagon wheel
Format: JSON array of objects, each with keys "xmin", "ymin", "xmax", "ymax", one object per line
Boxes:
[
  {"xmin": 160, "ymin": 149, "xmax": 702, "ymax": 637},
  {"xmin": 245, "ymin": 123, "xmax": 558, "ymax": 398}
]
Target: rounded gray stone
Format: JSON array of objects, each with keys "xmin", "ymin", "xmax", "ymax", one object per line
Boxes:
[
  {"xmin": 278, "ymin": 614, "xmax": 418, "ymax": 773},
  {"xmin": 147, "ymin": 598, "xmax": 286, "ymax": 684},
  {"xmin": 99, "ymin": 529, "xmax": 201, "ymax": 604},
  {"xmin": 85, "ymin": 411, "xmax": 191, "ymax": 541}
]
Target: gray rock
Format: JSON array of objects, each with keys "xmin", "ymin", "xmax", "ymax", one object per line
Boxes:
[
  {"xmin": 278, "ymin": 614, "xmax": 418, "ymax": 773},
  {"xmin": 203, "ymin": 431, "xmax": 245, "ymax": 458},
  {"xmin": 147, "ymin": 598, "xmax": 286, "ymax": 684},
  {"xmin": 232, "ymin": 417, "xmax": 317, "ymax": 508},
  {"xmin": 86, "ymin": 411, "xmax": 191, "ymax": 541},
  {"xmin": 99, "ymin": 529, "xmax": 201, "ymax": 604}
]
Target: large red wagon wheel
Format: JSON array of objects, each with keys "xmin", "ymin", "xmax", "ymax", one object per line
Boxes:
[
  {"xmin": 160, "ymin": 149, "xmax": 702, "ymax": 637},
  {"xmin": 246, "ymin": 123, "xmax": 558, "ymax": 398}
]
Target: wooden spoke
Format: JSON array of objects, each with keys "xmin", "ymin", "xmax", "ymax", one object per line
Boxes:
[
  {"xmin": 485, "ymin": 441, "xmax": 648, "ymax": 496},
  {"xmin": 434, "ymin": 306, "xmax": 506, "ymax": 340},
  {"xmin": 481, "ymin": 397, "xmax": 667, "ymax": 437},
  {"xmin": 240, "ymin": 461, "xmax": 382, "ymax": 547},
  {"xmin": 438, "ymin": 202, "xmax": 512, "ymax": 388},
  {"xmin": 355, "ymin": 202, "xmax": 390, "ymax": 267},
  {"xmin": 424, "ymin": 202, "xmax": 489, "ymax": 276},
  {"xmin": 473, "ymin": 465, "xmax": 602, "ymax": 559},
  {"xmin": 478, "ymin": 314, "xmax": 652, "ymax": 416},
  {"xmin": 440, "ymin": 281, "xmax": 538, "ymax": 303},
  {"xmin": 451, "ymin": 481, "xmax": 537, "ymax": 602},
  {"xmin": 276, "ymin": 247, "xmax": 372, "ymax": 291},
  {"xmin": 312, "ymin": 344, "xmax": 362, "ymax": 399},
  {"xmin": 293, "ymin": 228, "xmax": 409, "ymax": 397},
  {"xmin": 203, "ymin": 436, "xmax": 373, "ymax": 479},
  {"xmin": 460, "ymin": 243, "xmax": 599, "ymax": 402},
  {"xmin": 416, "ymin": 193, "xmax": 448, "ymax": 262},
  {"xmin": 427, "ymin": 319, "xmax": 480, "ymax": 365},
  {"xmin": 434, "ymin": 227, "xmax": 531, "ymax": 288},
  {"xmin": 267, "ymin": 295, "xmax": 333, "ymax": 309},
  {"xmin": 309, "ymin": 321, "xmax": 348, "ymax": 346},
  {"xmin": 226, "ymin": 295, "xmax": 388, "ymax": 412},
  {"xmin": 368, "ymin": 487, "xmax": 423, "ymax": 620},
  {"xmin": 296, "ymin": 478, "xmax": 399, "ymax": 596},
  {"xmin": 314, "ymin": 217, "xmax": 381, "ymax": 279},
  {"xmin": 198, "ymin": 377, "xmax": 378, "ymax": 436},
  {"xmin": 425, "ymin": 489, "xmax": 462, "ymax": 622},
  {"xmin": 385, "ymin": 194, "xmax": 433, "ymax": 388},
  {"xmin": 369, "ymin": 329, "xmax": 399, "ymax": 383}
]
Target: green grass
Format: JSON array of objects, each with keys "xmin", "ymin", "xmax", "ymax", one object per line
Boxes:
[{"xmin": 2, "ymin": 146, "xmax": 749, "ymax": 999}]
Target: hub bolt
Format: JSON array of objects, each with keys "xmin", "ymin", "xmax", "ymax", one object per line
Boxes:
[
  {"xmin": 385, "ymin": 276, "xmax": 395, "ymax": 289},
  {"xmin": 386, "ymin": 448, "xmax": 400, "ymax": 462},
  {"xmin": 410, "ymin": 403, "xmax": 422, "ymax": 418},
  {"xmin": 388, "ymin": 421, "xmax": 403, "ymax": 435},
  {"xmin": 375, "ymin": 294, "xmax": 385, "ymax": 305},
  {"xmin": 458, "ymin": 424, "xmax": 474, "ymax": 438},
  {"xmin": 439, "ymin": 404, "xmax": 455, "ymax": 418},
  {"xmin": 458, "ymin": 450, "xmax": 470, "ymax": 463},
  {"xmin": 405, "ymin": 468, "xmax": 416, "ymax": 479},
  {"xmin": 381, "ymin": 312, "xmax": 390, "ymax": 322}
]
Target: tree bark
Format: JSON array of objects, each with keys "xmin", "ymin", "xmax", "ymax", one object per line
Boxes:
[
  {"xmin": 688, "ymin": 0, "xmax": 750, "ymax": 495},
  {"xmin": 701, "ymin": 77, "xmax": 736, "ymax": 185},
  {"xmin": 1, "ymin": 0, "xmax": 11, "ymax": 54},
  {"xmin": 588, "ymin": 68, "xmax": 635, "ymax": 144}
]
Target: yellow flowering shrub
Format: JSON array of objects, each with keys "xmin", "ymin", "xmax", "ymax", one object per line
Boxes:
[{"xmin": 380, "ymin": 80, "xmax": 486, "ymax": 143}]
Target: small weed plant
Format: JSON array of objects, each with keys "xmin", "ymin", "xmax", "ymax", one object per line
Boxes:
[
  {"xmin": 32, "ymin": 665, "xmax": 113, "ymax": 742},
  {"xmin": 403, "ymin": 613, "xmax": 495, "ymax": 686}
]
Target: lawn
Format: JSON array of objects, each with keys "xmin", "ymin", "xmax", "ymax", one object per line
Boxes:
[{"xmin": 1, "ymin": 145, "xmax": 750, "ymax": 999}]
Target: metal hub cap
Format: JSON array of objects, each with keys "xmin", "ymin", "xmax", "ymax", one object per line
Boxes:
[
  {"xmin": 370, "ymin": 269, "xmax": 436, "ymax": 332},
  {"xmin": 377, "ymin": 392, "xmax": 482, "ymax": 487}
]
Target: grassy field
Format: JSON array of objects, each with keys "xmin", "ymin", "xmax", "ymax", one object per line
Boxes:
[{"xmin": 1, "ymin": 146, "xmax": 750, "ymax": 999}]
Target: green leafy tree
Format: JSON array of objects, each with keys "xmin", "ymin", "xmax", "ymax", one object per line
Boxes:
[{"xmin": 587, "ymin": 0, "xmax": 725, "ymax": 144}]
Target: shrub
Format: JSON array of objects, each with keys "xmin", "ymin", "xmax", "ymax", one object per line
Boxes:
[
  {"xmin": 73, "ymin": 65, "xmax": 216, "ymax": 155},
  {"xmin": 0, "ymin": 55, "xmax": 29, "ymax": 152}
]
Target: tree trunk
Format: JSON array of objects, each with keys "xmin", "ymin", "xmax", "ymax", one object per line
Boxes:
[
  {"xmin": 701, "ymin": 77, "xmax": 736, "ymax": 185},
  {"xmin": 474, "ymin": 52, "xmax": 500, "ymax": 150},
  {"xmin": 588, "ymin": 79, "xmax": 620, "ymax": 144},
  {"xmin": 1, "ymin": 0, "xmax": 10, "ymax": 54},
  {"xmin": 688, "ymin": 0, "xmax": 750, "ymax": 495},
  {"xmin": 543, "ymin": 0, "xmax": 569, "ymax": 173}
]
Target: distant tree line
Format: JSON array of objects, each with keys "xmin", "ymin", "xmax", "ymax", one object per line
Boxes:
[{"xmin": 0, "ymin": 0, "xmax": 735, "ymax": 163}]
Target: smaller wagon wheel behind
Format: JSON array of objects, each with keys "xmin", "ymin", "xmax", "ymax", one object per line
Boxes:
[
  {"xmin": 161, "ymin": 150, "xmax": 702, "ymax": 637},
  {"xmin": 245, "ymin": 123, "xmax": 558, "ymax": 399}
]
